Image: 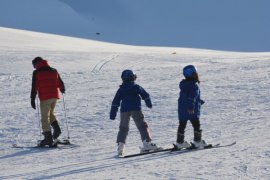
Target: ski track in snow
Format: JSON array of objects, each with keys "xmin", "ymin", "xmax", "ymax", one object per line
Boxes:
[{"xmin": 1, "ymin": 29, "xmax": 270, "ymax": 179}]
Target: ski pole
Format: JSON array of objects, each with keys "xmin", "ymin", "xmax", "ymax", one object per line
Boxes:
[
  {"xmin": 62, "ymin": 94, "xmax": 70, "ymax": 140},
  {"xmin": 36, "ymin": 98, "xmax": 42, "ymax": 139}
]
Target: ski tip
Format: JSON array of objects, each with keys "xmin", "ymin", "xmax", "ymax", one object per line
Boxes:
[
  {"xmin": 228, "ymin": 141, "xmax": 236, "ymax": 146},
  {"xmin": 52, "ymin": 139, "xmax": 71, "ymax": 145},
  {"xmin": 61, "ymin": 139, "xmax": 71, "ymax": 145},
  {"xmin": 12, "ymin": 144, "xmax": 20, "ymax": 148}
]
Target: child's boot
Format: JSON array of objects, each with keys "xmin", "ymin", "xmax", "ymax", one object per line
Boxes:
[
  {"xmin": 193, "ymin": 130, "xmax": 207, "ymax": 148},
  {"xmin": 176, "ymin": 132, "xmax": 191, "ymax": 149},
  {"xmin": 141, "ymin": 139, "xmax": 159, "ymax": 152},
  {"xmin": 117, "ymin": 142, "xmax": 125, "ymax": 157}
]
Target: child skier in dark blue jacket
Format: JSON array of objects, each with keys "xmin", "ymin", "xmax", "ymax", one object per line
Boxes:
[
  {"xmin": 176, "ymin": 65, "xmax": 207, "ymax": 149},
  {"xmin": 110, "ymin": 70, "xmax": 159, "ymax": 156}
]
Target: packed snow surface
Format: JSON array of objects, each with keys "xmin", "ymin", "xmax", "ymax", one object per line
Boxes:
[{"xmin": 0, "ymin": 27, "xmax": 270, "ymax": 179}]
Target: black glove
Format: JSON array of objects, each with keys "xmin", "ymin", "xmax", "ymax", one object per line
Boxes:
[
  {"xmin": 31, "ymin": 99, "xmax": 36, "ymax": 109},
  {"xmin": 200, "ymin": 100, "xmax": 205, "ymax": 105},
  {"xmin": 60, "ymin": 88, "xmax": 65, "ymax": 94}
]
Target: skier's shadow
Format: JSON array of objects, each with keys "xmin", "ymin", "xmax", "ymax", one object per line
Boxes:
[
  {"xmin": 0, "ymin": 150, "xmax": 193, "ymax": 179},
  {"xmin": 30, "ymin": 152, "xmax": 188, "ymax": 179},
  {"xmin": 0, "ymin": 148, "xmax": 53, "ymax": 160}
]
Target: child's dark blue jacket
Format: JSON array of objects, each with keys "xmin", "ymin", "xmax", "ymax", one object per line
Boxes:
[
  {"xmin": 110, "ymin": 82, "xmax": 152, "ymax": 120},
  {"xmin": 178, "ymin": 79, "xmax": 204, "ymax": 121}
]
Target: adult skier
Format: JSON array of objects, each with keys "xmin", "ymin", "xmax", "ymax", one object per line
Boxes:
[
  {"xmin": 31, "ymin": 57, "xmax": 65, "ymax": 147},
  {"xmin": 176, "ymin": 65, "xmax": 207, "ymax": 149},
  {"xmin": 110, "ymin": 70, "xmax": 159, "ymax": 156}
]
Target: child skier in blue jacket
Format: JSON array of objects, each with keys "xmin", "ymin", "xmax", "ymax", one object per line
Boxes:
[
  {"xmin": 110, "ymin": 70, "xmax": 159, "ymax": 156},
  {"xmin": 176, "ymin": 65, "xmax": 207, "ymax": 149}
]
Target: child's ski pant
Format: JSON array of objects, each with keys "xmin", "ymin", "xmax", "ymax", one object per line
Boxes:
[
  {"xmin": 117, "ymin": 110, "xmax": 151, "ymax": 144},
  {"xmin": 177, "ymin": 118, "xmax": 202, "ymax": 143}
]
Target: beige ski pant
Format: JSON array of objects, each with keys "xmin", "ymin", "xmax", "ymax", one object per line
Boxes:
[{"xmin": 40, "ymin": 98, "xmax": 58, "ymax": 133}]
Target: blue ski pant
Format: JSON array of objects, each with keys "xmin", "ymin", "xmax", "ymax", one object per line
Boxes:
[{"xmin": 117, "ymin": 110, "xmax": 152, "ymax": 144}]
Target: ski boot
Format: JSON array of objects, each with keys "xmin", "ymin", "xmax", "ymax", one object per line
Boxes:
[
  {"xmin": 192, "ymin": 130, "xmax": 207, "ymax": 148},
  {"xmin": 38, "ymin": 131, "xmax": 56, "ymax": 147},
  {"xmin": 175, "ymin": 132, "xmax": 191, "ymax": 150},
  {"xmin": 117, "ymin": 142, "xmax": 125, "ymax": 157},
  {"xmin": 51, "ymin": 121, "xmax": 61, "ymax": 140},
  {"xmin": 140, "ymin": 140, "xmax": 160, "ymax": 153},
  {"xmin": 192, "ymin": 140, "xmax": 207, "ymax": 148},
  {"xmin": 175, "ymin": 141, "xmax": 191, "ymax": 150}
]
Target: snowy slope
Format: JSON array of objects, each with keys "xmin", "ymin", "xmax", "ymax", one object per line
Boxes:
[
  {"xmin": 1, "ymin": 27, "xmax": 270, "ymax": 179},
  {"xmin": 0, "ymin": 0, "xmax": 96, "ymax": 37},
  {"xmin": 1, "ymin": 0, "xmax": 270, "ymax": 51}
]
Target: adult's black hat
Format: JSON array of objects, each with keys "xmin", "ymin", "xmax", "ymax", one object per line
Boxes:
[{"xmin": 32, "ymin": 57, "xmax": 43, "ymax": 67}]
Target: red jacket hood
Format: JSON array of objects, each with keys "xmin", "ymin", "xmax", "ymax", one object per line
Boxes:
[{"xmin": 35, "ymin": 60, "xmax": 50, "ymax": 70}]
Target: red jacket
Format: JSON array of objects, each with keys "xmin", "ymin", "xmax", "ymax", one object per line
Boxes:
[{"xmin": 31, "ymin": 60, "xmax": 65, "ymax": 101}]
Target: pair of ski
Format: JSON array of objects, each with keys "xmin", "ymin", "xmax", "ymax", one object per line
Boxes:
[
  {"xmin": 120, "ymin": 141, "xmax": 236, "ymax": 158},
  {"xmin": 12, "ymin": 139, "xmax": 71, "ymax": 149}
]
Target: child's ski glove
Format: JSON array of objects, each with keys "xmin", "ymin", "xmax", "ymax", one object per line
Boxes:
[
  {"xmin": 145, "ymin": 98, "xmax": 152, "ymax": 108},
  {"xmin": 110, "ymin": 106, "xmax": 118, "ymax": 120},
  {"xmin": 200, "ymin": 100, "xmax": 205, "ymax": 105}
]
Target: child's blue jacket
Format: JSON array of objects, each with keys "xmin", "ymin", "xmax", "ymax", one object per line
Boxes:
[
  {"xmin": 110, "ymin": 82, "xmax": 152, "ymax": 120},
  {"xmin": 178, "ymin": 79, "xmax": 204, "ymax": 121}
]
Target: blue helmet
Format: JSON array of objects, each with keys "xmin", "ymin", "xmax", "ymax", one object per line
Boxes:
[
  {"xmin": 121, "ymin": 69, "xmax": 137, "ymax": 82},
  {"xmin": 183, "ymin": 65, "xmax": 197, "ymax": 78}
]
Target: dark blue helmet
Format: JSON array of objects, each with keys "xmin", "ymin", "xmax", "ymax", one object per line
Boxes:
[
  {"xmin": 183, "ymin": 65, "xmax": 197, "ymax": 78},
  {"xmin": 121, "ymin": 69, "xmax": 137, "ymax": 82}
]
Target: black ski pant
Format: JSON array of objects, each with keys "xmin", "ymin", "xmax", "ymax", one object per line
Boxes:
[{"xmin": 177, "ymin": 118, "xmax": 201, "ymax": 143}]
